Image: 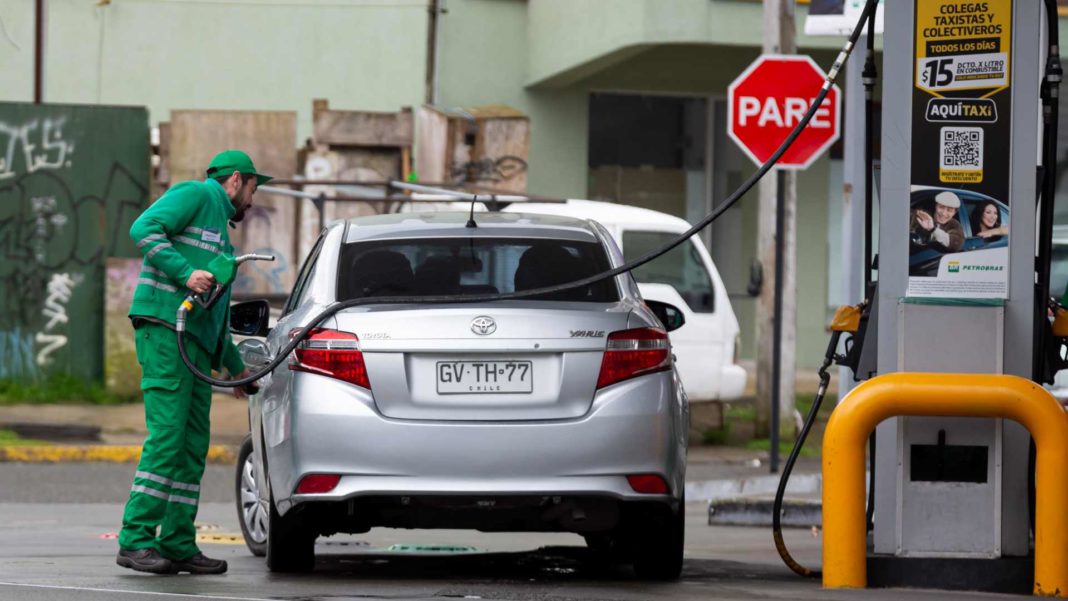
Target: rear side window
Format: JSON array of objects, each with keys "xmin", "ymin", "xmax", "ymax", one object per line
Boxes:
[
  {"xmin": 336, "ymin": 237, "xmax": 619, "ymax": 302},
  {"xmin": 622, "ymin": 231, "xmax": 715, "ymax": 313}
]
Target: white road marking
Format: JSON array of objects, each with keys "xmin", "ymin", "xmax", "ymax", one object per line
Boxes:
[{"xmin": 0, "ymin": 581, "xmax": 277, "ymax": 600}]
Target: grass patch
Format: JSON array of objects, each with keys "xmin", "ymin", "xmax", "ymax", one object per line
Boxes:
[
  {"xmin": 0, "ymin": 375, "xmax": 139, "ymax": 406},
  {"xmin": 795, "ymin": 392, "xmax": 836, "ymax": 419},
  {"xmin": 725, "ymin": 402, "xmax": 757, "ymax": 421},
  {"xmin": 744, "ymin": 437, "xmax": 819, "ymax": 458},
  {"xmin": 701, "ymin": 423, "xmax": 731, "ymax": 445},
  {"xmin": 0, "ymin": 429, "xmax": 49, "ymax": 447}
]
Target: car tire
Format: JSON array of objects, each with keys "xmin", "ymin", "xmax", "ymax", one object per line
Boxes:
[
  {"xmin": 265, "ymin": 491, "xmax": 316, "ymax": 573},
  {"xmin": 632, "ymin": 497, "xmax": 685, "ymax": 581},
  {"xmin": 235, "ymin": 435, "xmax": 267, "ymax": 557}
]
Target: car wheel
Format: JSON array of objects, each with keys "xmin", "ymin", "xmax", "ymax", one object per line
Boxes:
[
  {"xmin": 235, "ymin": 435, "xmax": 267, "ymax": 556},
  {"xmin": 632, "ymin": 496, "xmax": 685, "ymax": 581},
  {"xmin": 265, "ymin": 492, "xmax": 316, "ymax": 572}
]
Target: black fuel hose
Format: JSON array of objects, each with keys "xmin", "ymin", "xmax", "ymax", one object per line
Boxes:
[
  {"xmin": 176, "ymin": 0, "xmax": 880, "ymax": 394},
  {"xmin": 862, "ymin": 3, "xmax": 878, "ymax": 536},
  {"xmin": 772, "ymin": 331, "xmax": 840, "ymax": 578}
]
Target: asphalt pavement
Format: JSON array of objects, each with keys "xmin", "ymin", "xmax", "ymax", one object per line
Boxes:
[
  {"xmin": 0, "ymin": 496, "xmax": 1016, "ymax": 601},
  {"xmin": 0, "ymin": 400, "xmax": 1004, "ymax": 600}
]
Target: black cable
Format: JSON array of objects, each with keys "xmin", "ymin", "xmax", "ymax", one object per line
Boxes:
[
  {"xmin": 772, "ymin": 1, "xmax": 879, "ymax": 578},
  {"xmin": 861, "ymin": 5, "xmax": 879, "ymax": 535},
  {"xmin": 176, "ymin": 0, "xmax": 880, "ymax": 394},
  {"xmin": 862, "ymin": 5, "xmax": 877, "ymax": 293},
  {"xmin": 773, "ymin": 331, "xmax": 840, "ymax": 578},
  {"xmin": 1035, "ymin": 0, "xmax": 1062, "ymax": 383}
]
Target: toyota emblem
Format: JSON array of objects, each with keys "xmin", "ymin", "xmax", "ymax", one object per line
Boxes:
[{"xmin": 471, "ymin": 316, "xmax": 496, "ymax": 335}]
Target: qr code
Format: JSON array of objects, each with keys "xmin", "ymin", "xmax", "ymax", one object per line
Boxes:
[{"xmin": 940, "ymin": 127, "xmax": 983, "ymax": 170}]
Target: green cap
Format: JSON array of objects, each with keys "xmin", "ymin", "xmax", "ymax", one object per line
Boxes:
[{"xmin": 206, "ymin": 150, "xmax": 272, "ymax": 186}]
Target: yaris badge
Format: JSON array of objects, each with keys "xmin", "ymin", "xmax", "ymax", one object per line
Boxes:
[{"xmin": 471, "ymin": 316, "xmax": 496, "ymax": 335}]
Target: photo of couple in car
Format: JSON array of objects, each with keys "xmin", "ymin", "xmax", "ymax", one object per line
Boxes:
[{"xmin": 909, "ymin": 186, "xmax": 1009, "ymax": 278}]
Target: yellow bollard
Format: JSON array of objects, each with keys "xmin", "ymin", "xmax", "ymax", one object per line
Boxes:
[{"xmin": 822, "ymin": 373, "xmax": 1068, "ymax": 597}]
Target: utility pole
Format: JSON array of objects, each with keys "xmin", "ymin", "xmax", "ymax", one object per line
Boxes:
[
  {"xmin": 34, "ymin": 0, "xmax": 44, "ymax": 104},
  {"xmin": 755, "ymin": 0, "xmax": 797, "ymax": 472}
]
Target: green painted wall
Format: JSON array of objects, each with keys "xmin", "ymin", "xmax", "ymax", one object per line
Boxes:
[
  {"xmin": 0, "ymin": 102, "xmax": 150, "ymax": 382},
  {"xmin": 1, "ymin": 0, "xmax": 428, "ymax": 144},
  {"xmin": 435, "ymin": 0, "xmax": 588, "ymax": 198},
  {"xmin": 527, "ymin": 0, "xmax": 856, "ymax": 87}
]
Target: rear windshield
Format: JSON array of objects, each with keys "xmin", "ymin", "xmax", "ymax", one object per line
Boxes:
[{"xmin": 337, "ymin": 237, "xmax": 620, "ymax": 302}]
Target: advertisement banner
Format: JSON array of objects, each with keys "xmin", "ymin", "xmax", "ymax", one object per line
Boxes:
[{"xmin": 907, "ymin": 0, "xmax": 1013, "ymax": 299}]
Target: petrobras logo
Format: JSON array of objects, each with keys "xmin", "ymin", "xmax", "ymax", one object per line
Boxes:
[{"xmin": 946, "ymin": 259, "xmax": 1004, "ymax": 275}]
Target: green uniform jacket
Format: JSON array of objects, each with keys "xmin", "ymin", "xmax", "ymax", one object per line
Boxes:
[{"xmin": 128, "ymin": 178, "xmax": 245, "ymax": 375}]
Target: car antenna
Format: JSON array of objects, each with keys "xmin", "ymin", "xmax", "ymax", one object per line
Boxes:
[{"xmin": 466, "ymin": 194, "xmax": 478, "ymax": 228}]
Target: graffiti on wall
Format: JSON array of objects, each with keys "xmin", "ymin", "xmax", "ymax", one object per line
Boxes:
[
  {"xmin": 450, "ymin": 155, "xmax": 528, "ymax": 184},
  {"xmin": 0, "ymin": 118, "xmax": 75, "ymax": 181},
  {"xmin": 232, "ymin": 204, "xmax": 290, "ymax": 295},
  {"xmin": 35, "ymin": 272, "xmax": 78, "ymax": 366},
  {"xmin": 0, "ymin": 328, "xmax": 35, "ymax": 380},
  {"xmin": 0, "ymin": 164, "xmax": 147, "ymax": 379}
]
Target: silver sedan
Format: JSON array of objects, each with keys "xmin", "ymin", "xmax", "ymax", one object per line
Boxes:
[{"xmin": 231, "ymin": 212, "xmax": 689, "ymax": 579}]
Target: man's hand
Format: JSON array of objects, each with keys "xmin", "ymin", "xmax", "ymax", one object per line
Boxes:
[
  {"xmin": 914, "ymin": 210, "xmax": 934, "ymax": 231},
  {"xmin": 186, "ymin": 270, "xmax": 216, "ymax": 294},
  {"xmin": 233, "ymin": 368, "xmax": 255, "ymax": 399}
]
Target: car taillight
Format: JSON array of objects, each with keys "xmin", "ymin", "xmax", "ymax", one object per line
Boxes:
[
  {"xmin": 296, "ymin": 474, "xmax": 341, "ymax": 494},
  {"xmin": 626, "ymin": 474, "xmax": 670, "ymax": 495},
  {"xmin": 596, "ymin": 327, "xmax": 671, "ymax": 389},
  {"xmin": 290, "ymin": 328, "xmax": 370, "ymax": 389}
]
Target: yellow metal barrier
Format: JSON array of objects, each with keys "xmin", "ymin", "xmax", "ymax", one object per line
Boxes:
[{"xmin": 822, "ymin": 373, "xmax": 1068, "ymax": 597}]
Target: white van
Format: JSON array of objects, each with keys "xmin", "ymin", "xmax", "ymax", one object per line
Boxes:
[{"xmin": 503, "ymin": 199, "xmax": 747, "ymax": 403}]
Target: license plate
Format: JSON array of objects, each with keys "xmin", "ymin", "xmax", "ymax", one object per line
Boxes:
[{"xmin": 436, "ymin": 360, "xmax": 533, "ymax": 394}]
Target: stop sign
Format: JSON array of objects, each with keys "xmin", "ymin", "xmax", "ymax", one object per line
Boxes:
[{"xmin": 728, "ymin": 54, "xmax": 841, "ymax": 170}]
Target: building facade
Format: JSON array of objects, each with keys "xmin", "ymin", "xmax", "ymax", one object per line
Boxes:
[{"xmin": 4, "ymin": 0, "xmax": 1063, "ymax": 369}]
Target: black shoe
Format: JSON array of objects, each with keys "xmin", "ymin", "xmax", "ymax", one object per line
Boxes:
[
  {"xmin": 116, "ymin": 548, "xmax": 174, "ymax": 574},
  {"xmin": 171, "ymin": 552, "xmax": 227, "ymax": 575}
]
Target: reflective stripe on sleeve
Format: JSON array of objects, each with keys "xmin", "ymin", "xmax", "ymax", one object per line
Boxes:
[
  {"xmin": 145, "ymin": 242, "xmax": 173, "ymax": 259},
  {"xmin": 141, "ymin": 264, "xmax": 167, "ymax": 278},
  {"xmin": 136, "ymin": 233, "xmax": 168, "ymax": 249},
  {"xmin": 173, "ymin": 235, "xmax": 221, "ymax": 254},
  {"xmin": 137, "ymin": 278, "xmax": 178, "ymax": 293}
]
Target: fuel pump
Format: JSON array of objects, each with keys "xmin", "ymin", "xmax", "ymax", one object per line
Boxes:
[{"xmin": 771, "ymin": 0, "xmax": 1064, "ymax": 592}]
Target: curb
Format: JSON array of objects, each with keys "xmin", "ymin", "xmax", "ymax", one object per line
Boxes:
[
  {"xmin": 684, "ymin": 473, "xmax": 821, "ymax": 502},
  {"xmin": 707, "ymin": 498, "xmax": 823, "ymax": 527},
  {"xmin": 0, "ymin": 445, "xmax": 237, "ymax": 464},
  {"xmin": 0, "ymin": 422, "xmax": 102, "ymax": 442}
]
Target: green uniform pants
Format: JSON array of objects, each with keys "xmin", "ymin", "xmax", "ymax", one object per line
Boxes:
[{"xmin": 119, "ymin": 322, "xmax": 213, "ymax": 560}]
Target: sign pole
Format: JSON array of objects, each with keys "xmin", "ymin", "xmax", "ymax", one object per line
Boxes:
[
  {"xmin": 771, "ymin": 167, "xmax": 786, "ymax": 473},
  {"xmin": 726, "ymin": 52, "xmax": 842, "ymax": 472},
  {"xmin": 759, "ymin": 0, "xmax": 796, "ymax": 472}
]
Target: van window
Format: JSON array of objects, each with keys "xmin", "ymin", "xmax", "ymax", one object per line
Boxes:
[{"xmin": 622, "ymin": 232, "xmax": 715, "ymax": 313}]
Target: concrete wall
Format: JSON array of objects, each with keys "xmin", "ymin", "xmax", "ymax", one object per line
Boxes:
[
  {"xmin": 527, "ymin": 0, "xmax": 852, "ymax": 87},
  {"xmin": 435, "ymin": 0, "xmax": 588, "ymax": 198}
]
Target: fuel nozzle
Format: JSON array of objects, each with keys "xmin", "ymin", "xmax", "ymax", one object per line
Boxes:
[{"xmin": 176, "ymin": 253, "xmax": 277, "ymax": 331}]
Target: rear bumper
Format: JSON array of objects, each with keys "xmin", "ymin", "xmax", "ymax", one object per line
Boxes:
[
  {"xmin": 719, "ymin": 364, "xmax": 747, "ymax": 401},
  {"xmin": 264, "ymin": 372, "xmax": 686, "ymax": 516}
]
